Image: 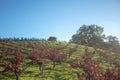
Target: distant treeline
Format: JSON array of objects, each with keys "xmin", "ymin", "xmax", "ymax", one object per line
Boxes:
[
  {"xmin": 0, "ymin": 36, "xmax": 57, "ymax": 42},
  {"xmin": 0, "ymin": 37, "xmax": 46, "ymax": 41}
]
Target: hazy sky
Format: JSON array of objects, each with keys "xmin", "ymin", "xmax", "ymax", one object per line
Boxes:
[{"xmin": 0, "ymin": 0, "xmax": 120, "ymax": 41}]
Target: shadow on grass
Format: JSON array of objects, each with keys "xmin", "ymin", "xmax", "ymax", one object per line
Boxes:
[
  {"xmin": 0, "ymin": 71, "xmax": 15, "ymax": 79},
  {"xmin": 24, "ymin": 71, "xmax": 33, "ymax": 74}
]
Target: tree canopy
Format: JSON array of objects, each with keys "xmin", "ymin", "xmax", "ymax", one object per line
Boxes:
[
  {"xmin": 48, "ymin": 36, "xmax": 57, "ymax": 41},
  {"xmin": 105, "ymin": 35, "xmax": 120, "ymax": 52},
  {"xmin": 70, "ymin": 24, "xmax": 105, "ymax": 47}
]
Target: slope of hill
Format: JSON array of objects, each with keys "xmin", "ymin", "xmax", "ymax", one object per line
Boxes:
[{"xmin": 0, "ymin": 40, "xmax": 120, "ymax": 80}]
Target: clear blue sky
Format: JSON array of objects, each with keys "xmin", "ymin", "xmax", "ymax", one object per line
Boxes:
[{"xmin": 0, "ymin": 0, "xmax": 120, "ymax": 41}]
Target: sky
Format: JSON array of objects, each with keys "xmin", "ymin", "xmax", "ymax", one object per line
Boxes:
[{"xmin": 0, "ymin": 0, "xmax": 120, "ymax": 42}]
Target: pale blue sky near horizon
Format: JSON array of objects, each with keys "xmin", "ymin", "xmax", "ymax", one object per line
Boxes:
[{"xmin": 0, "ymin": 0, "xmax": 120, "ymax": 41}]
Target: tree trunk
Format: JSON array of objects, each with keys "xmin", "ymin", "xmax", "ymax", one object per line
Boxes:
[
  {"xmin": 39, "ymin": 64, "xmax": 43, "ymax": 74},
  {"xmin": 53, "ymin": 61, "xmax": 56, "ymax": 69},
  {"xmin": 14, "ymin": 71, "xmax": 18, "ymax": 80}
]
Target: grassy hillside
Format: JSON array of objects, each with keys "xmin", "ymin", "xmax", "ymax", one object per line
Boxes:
[{"xmin": 0, "ymin": 40, "xmax": 120, "ymax": 80}]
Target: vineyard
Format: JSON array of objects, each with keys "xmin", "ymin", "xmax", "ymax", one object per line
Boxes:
[{"xmin": 0, "ymin": 40, "xmax": 120, "ymax": 80}]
